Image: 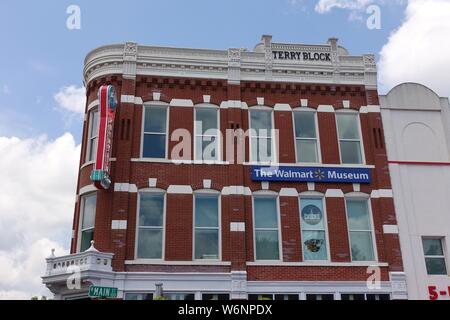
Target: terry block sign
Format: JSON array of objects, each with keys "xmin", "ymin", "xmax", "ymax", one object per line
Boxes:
[
  {"xmin": 252, "ymin": 166, "xmax": 371, "ymax": 184},
  {"xmin": 90, "ymin": 85, "xmax": 118, "ymax": 189}
]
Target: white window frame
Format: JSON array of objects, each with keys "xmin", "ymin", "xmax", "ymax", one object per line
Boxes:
[
  {"xmin": 292, "ymin": 108, "xmax": 322, "ymax": 164},
  {"xmin": 248, "ymin": 107, "xmax": 277, "ymax": 164},
  {"xmin": 192, "ymin": 189, "xmax": 222, "ymax": 261},
  {"xmin": 194, "ymin": 104, "xmax": 221, "ymax": 163},
  {"xmin": 77, "ymin": 192, "xmax": 97, "ymax": 253},
  {"xmin": 86, "ymin": 107, "xmax": 99, "ymax": 163},
  {"xmin": 422, "ymin": 237, "xmax": 448, "ymax": 276},
  {"xmin": 252, "ymin": 191, "xmax": 283, "ymax": 262},
  {"xmin": 344, "ymin": 193, "xmax": 378, "ymax": 262},
  {"xmin": 135, "ymin": 188, "xmax": 166, "ymax": 261},
  {"xmin": 298, "ymin": 192, "xmax": 330, "ymax": 262},
  {"xmin": 335, "ymin": 110, "xmax": 366, "ymax": 165},
  {"xmin": 140, "ymin": 102, "xmax": 170, "ymax": 160}
]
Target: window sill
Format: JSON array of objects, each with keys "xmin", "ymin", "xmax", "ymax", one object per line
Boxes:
[
  {"xmin": 125, "ymin": 260, "xmax": 231, "ymax": 266},
  {"xmin": 131, "ymin": 158, "xmax": 230, "ymax": 165},
  {"xmin": 244, "ymin": 162, "xmax": 375, "ymax": 169},
  {"xmin": 247, "ymin": 261, "xmax": 389, "ymax": 267}
]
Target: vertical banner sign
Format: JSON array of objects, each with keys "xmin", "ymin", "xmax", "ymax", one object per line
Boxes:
[{"xmin": 90, "ymin": 85, "xmax": 118, "ymax": 190}]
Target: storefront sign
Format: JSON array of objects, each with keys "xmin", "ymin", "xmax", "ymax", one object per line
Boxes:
[
  {"xmin": 90, "ymin": 85, "xmax": 117, "ymax": 190},
  {"xmin": 252, "ymin": 166, "xmax": 371, "ymax": 184}
]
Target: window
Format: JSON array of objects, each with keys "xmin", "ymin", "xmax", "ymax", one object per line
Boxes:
[
  {"xmin": 294, "ymin": 112, "xmax": 319, "ymax": 163},
  {"xmin": 300, "ymin": 198, "xmax": 328, "ymax": 261},
  {"xmin": 306, "ymin": 294, "xmax": 334, "ymax": 300},
  {"xmin": 137, "ymin": 193, "xmax": 164, "ymax": 259},
  {"xmin": 250, "ymin": 109, "xmax": 274, "ymax": 162},
  {"xmin": 422, "ymin": 238, "xmax": 447, "ymax": 275},
  {"xmin": 248, "ymin": 294, "xmax": 299, "ymax": 300},
  {"xmin": 346, "ymin": 199, "xmax": 375, "ymax": 261},
  {"xmin": 86, "ymin": 109, "xmax": 99, "ymax": 162},
  {"xmin": 164, "ymin": 293, "xmax": 195, "ymax": 300},
  {"xmin": 341, "ymin": 294, "xmax": 390, "ymax": 301},
  {"xmin": 124, "ymin": 293, "xmax": 153, "ymax": 300},
  {"xmin": 79, "ymin": 193, "xmax": 96, "ymax": 252},
  {"xmin": 142, "ymin": 106, "xmax": 167, "ymax": 158},
  {"xmin": 202, "ymin": 294, "xmax": 230, "ymax": 300},
  {"xmin": 195, "ymin": 108, "xmax": 219, "ymax": 161},
  {"xmin": 336, "ymin": 113, "xmax": 363, "ymax": 164},
  {"xmin": 253, "ymin": 197, "xmax": 280, "ymax": 260},
  {"xmin": 194, "ymin": 194, "xmax": 220, "ymax": 260}
]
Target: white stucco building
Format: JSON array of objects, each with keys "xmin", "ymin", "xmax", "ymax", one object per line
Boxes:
[{"xmin": 380, "ymin": 83, "xmax": 450, "ymax": 300}]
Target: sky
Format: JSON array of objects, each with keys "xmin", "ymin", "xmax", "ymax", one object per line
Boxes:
[{"xmin": 0, "ymin": 0, "xmax": 449, "ymax": 299}]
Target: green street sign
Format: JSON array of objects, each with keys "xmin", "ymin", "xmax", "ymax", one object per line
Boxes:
[{"xmin": 88, "ymin": 286, "xmax": 118, "ymax": 299}]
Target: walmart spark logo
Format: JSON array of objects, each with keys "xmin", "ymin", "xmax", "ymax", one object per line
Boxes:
[{"xmin": 313, "ymin": 169, "xmax": 325, "ymax": 180}]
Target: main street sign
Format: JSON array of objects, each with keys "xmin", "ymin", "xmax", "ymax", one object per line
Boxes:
[{"xmin": 88, "ymin": 286, "xmax": 118, "ymax": 299}]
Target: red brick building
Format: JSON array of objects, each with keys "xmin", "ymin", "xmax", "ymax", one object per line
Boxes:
[{"xmin": 42, "ymin": 35, "xmax": 407, "ymax": 300}]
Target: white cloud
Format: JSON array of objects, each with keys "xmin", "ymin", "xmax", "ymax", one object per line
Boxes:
[
  {"xmin": 379, "ymin": 0, "xmax": 450, "ymax": 98},
  {"xmin": 54, "ymin": 85, "xmax": 86, "ymax": 114},
  {"xmin": 314, "ymin": 0, "xmax": 374, "ymax": 13},
  {"xmin": 0, "ymin": 133, "xmax": 80, "ymax": 299}
]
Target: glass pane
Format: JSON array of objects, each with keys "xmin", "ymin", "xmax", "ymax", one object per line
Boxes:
[
  {"xmin": 195, "ymin": 195, "xmax": 219, "ymax": 228},
  {"xmin": 90, "ymin": 111, "xmax": 99, "ymax": 137},
  {"xmin": 89, "ymin": 137, "xmax": 98, "ymax": 162},
  {"xmin": 195, "ymin": 229, "xmax": 219, "ymax": 259},
  {"xmin": 137, "ymin": 229, "xmax": 163, "ymax": 259},
  {"xmin": 303, "ymin": 231, "xmax": 328, "ymax": 261},
  {"xmin": 250, "ymin": 110, "xmax": 272, "ymax": 131},
  {"xmin": 346, "ymin": 200, "xmax": 371, "ymax": 230},
  {"xmin": 296, "ymin": 140, "xmax": 318, "ymax": 163},
  {"xmin": 340, "ymin": 141, "xmax": 362, "ymax": 164},
  {"xmin": 251, "ymin": 137, "xmax": 272, "ymax": 162},
  {"xmin": 422, "ymin": 239, "xmax": 444, "ymax": 256},
  {"xmin": 144, "ymin": 106, "xmax": 167, "ymax": 133},
  {"xmin": 196, "ymin": 136, "xmax": 217, "ymax": 161},
  {"xmin": 143, "ymin": 134, "xmax": 166, "ymax": 158},
  {"xmin": 254, "ymin": 198, "xmax": 278, "ymax": 228},
  {"xmin": 350, "ymin": 231, "xmax": 375, "ymax": 261},
  {"xmin": 294, "ymin": 112, "xmax": 316, "ymax": 138},
  {"xmin": 341, "ymin": 294, "xmax": 365, "ymax": 301},
  {"xmin": 337, "ymin": 113, "xmax": 360, "ymax": 140},
  {"xmin": 300, "ymin": 198, "xmax": 324, "ymax": 230},
  {"xmin": 195, "ymin": 109, "xmax": 217, "ymax": 134},
  {"xmin": 202, "ymin": 294, "xmax": 229, "ymax": 301},
  {"xmin": 80, "ymin": 229, "xmax": 94, "ymax": 252},
  {"xmin": 255, "ymin": 230, "xmax": 279, "ymax": 260},
  {"xmin": 82, "ymin": 194, "xmax": 96, "ymax": 229},
  {"xmin": 139, "ymin": 194, "xmax": 164, "ymax": 227},
  {"xmin": 425, "ymin": 258, "xmax": 447, "ymax": 275}
]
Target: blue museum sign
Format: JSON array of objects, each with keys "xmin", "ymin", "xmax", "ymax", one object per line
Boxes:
[{"xmin": 251, "ymin": 166, "xmax": 371, "ymax": 184}]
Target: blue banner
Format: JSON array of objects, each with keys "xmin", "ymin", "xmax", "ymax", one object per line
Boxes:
[{"xmin": 251, "ymin": 166, "xmax": 371, "ymax": 184}]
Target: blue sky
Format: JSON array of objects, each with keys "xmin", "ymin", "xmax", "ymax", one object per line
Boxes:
[{"xmin": 0, "ymin": 0, "xmax": 407, "ymax": 143}]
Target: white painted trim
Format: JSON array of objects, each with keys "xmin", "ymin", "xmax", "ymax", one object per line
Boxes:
[
  {"xmin": 274, "ymin": 104, "xmax": 291, "ymax": 111},
  {"xmin": 292, "ymin": 108, "xmax": 323, "ymax": 165},
  {"xmin": 343, "ymin": 100, "xmax": 350, "ymax": 109},
  {"xmin": 246, "ymin": 261, "xmax": 389, "ymax": 267},
  {"xmin": 167, "ymin": 185, "xmax": 193, "ymax": 194},
  {"xmin": 148, "ymin": 178, "xmax": 157, "ymax": 188},
  {"xmin": 307, "ymin": 182, "xmax": 315, "ymax": 191},
  {"xmin": 367, "ymin": 105, "xmax": 381, "ymax": 113},
  {"xmin": 140, "ymin": 103, "xmax": 170, "ymax": 160},
  {"xmin": 114, "ymin": 183, "xmax": 138, "ymax": 193},
  {"xmin": 87, "ymin": 99, "xmax": 99, "ymax": 112},
  {"xmin": 353, "ymin": 183, "xmax": 361, "ymax": 192},
  {"xmin": 121, "ymin": 95, "xmax": 143, "ymax": 105},
  {"xmin": 124, "ymin": 260, "xmax": 231, "ymax": 266},
  {"xmin": 219, "ymin": 100, "xmax": 248, "ymax": 109},
  {"xmin": 221, "ymin": 186, "xmax": 252, "ymax": 196},
  {"xmin": 79, "ymin": 185, "xmax": 97, "ymax": 196},
  {"xmin": 257, "ymin": 97, "xmax": 264, "ymax": 106},
  {"xmin": 112, "ymin": 220, "xmax": 127, "ymax": 230},
  {"xmin": 203, "ymin": 95, "xmax": 211, "ymax": 103},
  {"xmin": 383, "ymin": 225, "xmax": 399, "ymax": 235},
  {"xmin": 261, "ymin": 182, "xmax": 269, "ymax": 190},
  {"xmin": 243, "ymin": 162, "xmax": 375, "ymax": 169},
  {"xmin": 170, "ymin": 99, "xmax": 194, "ymax": 107},
  {"xmin": 325, "ymin": 189, "xmax": 344, "ymax": 198},
  {"xmin": 370, "ymin": 189, "xmax": 393, "ymax": 198},
  {"xmin": 230, "ymin": 222, "xmax": 245, "ymax": 232},
  {"xmin": 203, "ymin": 179, "xmax": 212, "ymax": 189},
  {"xmin": 300, "ymin": 99, "xmax": 308, "ymax": 107},
  {"xmin": 153, "ymin": 92, "xmax": 161, "ymax": 101},
  {"xmin": 80, "ymin": 160, "xmax": 95, "ymax": 170},
  {"xmin": 317, "ymin": 105, "xmax": 335, "ymax": 113},
  {"xmin": 279, "ymin": 188, "xmax": 299, "ymax": 197}
]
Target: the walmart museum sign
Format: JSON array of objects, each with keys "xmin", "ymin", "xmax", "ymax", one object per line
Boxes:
[{"xmin": 252, "ymin": 166, "xmax": 371, "ymax": 184}]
